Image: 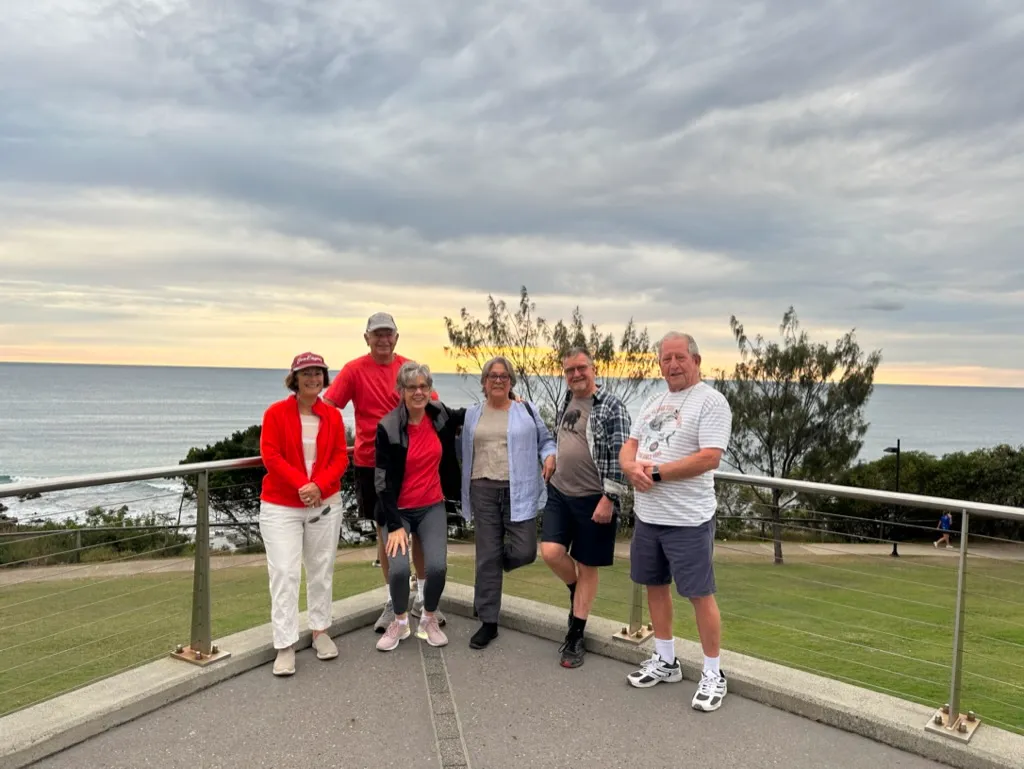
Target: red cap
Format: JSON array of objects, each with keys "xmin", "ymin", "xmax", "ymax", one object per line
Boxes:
[{"xmin": 290, "ymin": 352, "xmax": 328, "ymax": 372}]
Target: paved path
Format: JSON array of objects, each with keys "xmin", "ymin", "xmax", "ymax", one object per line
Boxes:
[
  {"xmin": 3, "ymin": 539, "xmax": 1021, "ymax": 585},
  {"xmin": 29, "ymin": 616, "xmax": 946, "ymax": 769}
]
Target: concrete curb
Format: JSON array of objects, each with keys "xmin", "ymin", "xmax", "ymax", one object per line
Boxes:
[
  {"xmin": 0, "ymin": 587, "xmax": 389, "ymax": 769},
  {"xmin": 437, "ymin": 584, "xmax": 1024, "ymax": 769}
]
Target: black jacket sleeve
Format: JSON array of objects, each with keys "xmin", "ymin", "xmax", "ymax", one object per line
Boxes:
[
  {"xmin": 374, "ymin": 423, "xmax": 404, "ymax": 533},
  {"xmin": 447, "ymin": 407, "xmax": 467, "ymax": 430}
]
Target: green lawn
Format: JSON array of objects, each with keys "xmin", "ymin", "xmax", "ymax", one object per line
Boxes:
[
  {"xmin": 2, "ymin": 550, "xmax": 1022, "ymax": 736},
  {"xmin": 449, "ymin": 552, "xmax": 1024, "ymax": 736},
  {"xmin": 0, "ymin": 560, "xmax": 383, "ymax": 717}
]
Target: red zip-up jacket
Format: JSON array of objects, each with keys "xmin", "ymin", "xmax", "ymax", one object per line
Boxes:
[{"xmin": 260, "ymin": 395, "xmax": 350, "ymax": 507}]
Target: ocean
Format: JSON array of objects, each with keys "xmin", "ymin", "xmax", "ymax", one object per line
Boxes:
[{"xmin": 2, "ymin": 362, "xmax": 1023, "ymax": 525}]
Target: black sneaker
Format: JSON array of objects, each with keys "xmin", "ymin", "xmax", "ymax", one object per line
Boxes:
[
  {"xmin": 558, "ymin": 635, "xmax": 585, "ymax": 668},
  {"xmin": 469, "ymin": 622, "xmax": 498, "ymax": 649}
]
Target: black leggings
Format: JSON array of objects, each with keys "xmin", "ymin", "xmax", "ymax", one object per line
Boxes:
[{"xmin": 387, "ymin": 503, "xmax": 448, "ymax": 613}]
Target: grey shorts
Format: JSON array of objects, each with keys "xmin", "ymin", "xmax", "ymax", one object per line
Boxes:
[{"xmin": 629, "ymin": 517, "xmax": 716, "ymax": 598}]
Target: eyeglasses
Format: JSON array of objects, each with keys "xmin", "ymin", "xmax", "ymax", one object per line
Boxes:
[
  {"xmin": 563, "ymin": 365, "xmax": 589, "ymax": 375},
  {"xmin": 404, "ymin": 384, "xmax": 431, "ymax": 392},
  {"xmin": 307, "ymin": 505, "xmax": 332, "ymax": 524},
  {"xmin": 486, "ymin": 374, "xmax": 510, "ymax": 382}
]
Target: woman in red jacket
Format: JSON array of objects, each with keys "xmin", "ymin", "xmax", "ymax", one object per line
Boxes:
[{"xmin": 259, "ymin": 352, "xmax": 350, "ymax": 676}]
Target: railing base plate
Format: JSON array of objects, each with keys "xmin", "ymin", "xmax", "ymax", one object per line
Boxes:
[
  {"xmin": 612, "ymin": 624, "xmax": 654, "ymax": 645},
  {"xmin": 170, "ymin": 645, "xmax": 231, "ymax": 667},
  {"xmin": 924, "ymin": 709, "xmax": 980, "ymax": 743}
]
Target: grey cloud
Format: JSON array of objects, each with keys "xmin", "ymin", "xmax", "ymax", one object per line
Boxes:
[
  {"xmin": 857, "ymin": 300, "xmax": 905, "ymax": 313},
  {"xmin": 2, "ymin": 0, "xmax": 1024, "ymax": 371}
]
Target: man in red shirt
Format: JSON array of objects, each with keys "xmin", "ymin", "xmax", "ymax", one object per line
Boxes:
[{"xmin": 323, "ymin": 312, "xmax": 444, "ymax": 631}]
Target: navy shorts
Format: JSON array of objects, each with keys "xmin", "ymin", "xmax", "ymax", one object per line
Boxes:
[
  {"xmin": 629, "ymin": 517, "xmax": 716, "ymax": 598},
  {"xmin": 541, "ymin": 484, "xmax": 618, "ymax": 567}
]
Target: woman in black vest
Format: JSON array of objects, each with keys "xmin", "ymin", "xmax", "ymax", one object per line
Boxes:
[{"xmin": 374, "ymin": 361, "xmax": 463, "ymax": 651}]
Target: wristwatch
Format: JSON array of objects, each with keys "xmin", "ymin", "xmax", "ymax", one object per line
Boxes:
[{"xmin": 651, "ymin": 466, "xmax": 662, "ymax": 482}]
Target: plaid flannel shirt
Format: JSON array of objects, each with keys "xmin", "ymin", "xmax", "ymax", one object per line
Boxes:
[{"xmin": 554, "ymin": 385, "xmax": 631, "ymax": 500}]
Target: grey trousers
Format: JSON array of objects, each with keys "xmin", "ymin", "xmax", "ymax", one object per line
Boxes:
[
  {"xmin": 471, "ymin": 480, "xmax": 537, "ymax": 623},
  {"xmin": 387, "ymin": 502, "xmax": 447, "ymax": 614}
]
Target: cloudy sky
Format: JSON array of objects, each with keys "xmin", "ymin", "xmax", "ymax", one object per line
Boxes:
[{"xmin": 2, "ymin": 1, "xmax": 1023, "ymax": 386}]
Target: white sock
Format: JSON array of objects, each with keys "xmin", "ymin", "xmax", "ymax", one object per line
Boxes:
[
  {"xmin": 655, "ymin": 637, "xmax": 675, "ymax": 664},
  {"xmin": 704, "ymin": 655, "xmax": 720, "ymax": 676},
  {"xmin": 397, "ymin": 616, "xmax": 408, "ymax": 626},
  {"xmin": 386, "ymin": 586, "xmax": 391, "ymax": 602},
  {"xmin": 417, "ymin": 581, "xmax": 425, "ymax": 602}
]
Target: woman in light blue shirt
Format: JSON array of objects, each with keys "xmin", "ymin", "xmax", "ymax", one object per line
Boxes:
[{"xmin": 460, "ymin": 356, "xmax": 556, "ymax": 650}]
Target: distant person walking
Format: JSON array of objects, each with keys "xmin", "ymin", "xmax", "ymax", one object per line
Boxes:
[
  {"xmin": 374, "ymin": 362, "xmax": 463, "ymax": 651},
  {"xmin": 619, "ymin": 331, "xmax": 733, "ymax": 712},
  {"xmin": 459, "ymin": 356, "xmax": 557, "ymax": 650},
  {"xmin": 259, "ymin": 352, "xmax": 350, "ymax": 676},
  {"xmin": 540, "ymin": 347, "xmax": 631, "ymax": 668},
  {"xmin": 934, "ymin": 512, "xmax": 953, "ymax": 548},
  {"xmin": 323, "ymin": 312, "xmax": 444, "ymax": 632}
]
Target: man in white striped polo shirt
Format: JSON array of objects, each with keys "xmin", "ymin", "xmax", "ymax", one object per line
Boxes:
[{"xmin": 619, "ymin": 331, "xmax": 732, "ymax": 712}]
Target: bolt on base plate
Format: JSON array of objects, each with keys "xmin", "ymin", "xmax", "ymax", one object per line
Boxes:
[
  {"xmin": 612, "ymin": 623, "xmax": 655, "ymax": 645},
  {"xmin": 924, "ymin": 706, "xmax": 980, "ymax": 743},
  {"xmin": 170, "ymin": 644, "xmax": 231, "ymax": 667}
]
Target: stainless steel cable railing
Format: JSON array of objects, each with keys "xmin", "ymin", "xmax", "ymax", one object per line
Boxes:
[{"xmin": 2, "ymin": 456, "xmax": 1021, "ymax": 744}]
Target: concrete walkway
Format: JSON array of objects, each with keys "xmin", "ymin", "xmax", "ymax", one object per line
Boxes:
[
  {"xmin": 3, "ymin": 539, "xmax": 1020, "ymax": 585},
  {"xmin": 27, "ymin": 615, "xmax": 947, "ymax": 769}
]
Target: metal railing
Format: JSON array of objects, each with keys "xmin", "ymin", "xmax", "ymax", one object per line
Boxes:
[{"xmin": 2, "ymin": 458, "xmax": 1022, "ymax": 743}]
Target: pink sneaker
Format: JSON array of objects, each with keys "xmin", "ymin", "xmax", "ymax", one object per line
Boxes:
[
  {"xmin": 416, "ymin": 614, "xmax": 449, "ymax": 647},
  {"xmin": 376, "ymin": 619, "xmax": 410, "ymax": 651}
]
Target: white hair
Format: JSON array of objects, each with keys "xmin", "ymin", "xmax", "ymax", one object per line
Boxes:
[
  {"xmin": 396, "ymin": 360, "xmax": 433, "ymax": 390},
  {"xmin": 655, "ymin": 331, "xmax": 699, "ymax": 357}
]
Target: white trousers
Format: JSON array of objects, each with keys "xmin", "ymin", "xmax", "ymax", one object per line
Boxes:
[{"xmin": 259, "ymin": 496, "xmax": 343, "ymax": 649}]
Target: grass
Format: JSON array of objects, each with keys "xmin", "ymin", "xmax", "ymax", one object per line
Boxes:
[
  {"xmin": 449, "ymin": 550, "xmax": 1024, "ymax": 736},
  {"xmin": 0, "ymin": 560, "xmax": 383, "ymax": 717},
  {"xmin": 1, "ymin": 547, "xmax": 1022, "ymax": 736}
]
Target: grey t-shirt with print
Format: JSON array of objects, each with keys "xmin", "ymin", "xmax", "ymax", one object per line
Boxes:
[{"xmin": 550, "ymin": 396, "xmax": 603, "ymax": 497}]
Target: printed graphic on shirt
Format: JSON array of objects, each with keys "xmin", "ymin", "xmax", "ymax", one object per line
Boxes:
[
  {"xmin": 636, "ymin": 406, "xmax": 685, "ymax": 460},
  {"xmin": 551, "ymin": 397, "xmax": 602, "ymax": 497},
  {"xmin": 629, "ymin": 383, "xmax": 732, "ymax": 526}
]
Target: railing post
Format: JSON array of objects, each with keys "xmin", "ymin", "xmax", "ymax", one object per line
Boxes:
[
  {"xmin": 612, "ymin": 581, "xmax": 653, "ymax": 645},
  {"xmin": 925, "ymin": 509, "xmax": 979, "ymax": 741},
  {"xmin": 171, "ymin": 470, "xmax": 230, "ymax": 666}
]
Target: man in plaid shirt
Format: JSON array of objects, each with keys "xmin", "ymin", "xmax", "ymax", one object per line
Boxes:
[{"xmin": 540, "ymin": 347, "xmax": 632, "ymax": 668}]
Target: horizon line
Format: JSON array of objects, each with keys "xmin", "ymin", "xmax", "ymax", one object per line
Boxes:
[{"xmin": 3, "ymin": 359, "xmax": 1023, "ymax": 390}]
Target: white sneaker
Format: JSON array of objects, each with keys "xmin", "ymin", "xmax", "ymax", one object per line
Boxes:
[
  {"xmin": 272, "ymin": 647, "xmax": 295, "ymax": 676},
  {"xmin": 691, "ymin": 669, "xmax": 727, "ymax": 712},
  {"xmin": 312, "ymin": 632, "xmax": 338, "ymax": 660},
  {"xmin": 626, "ymin": 653, "xmax": 683, "ymax": 688}
]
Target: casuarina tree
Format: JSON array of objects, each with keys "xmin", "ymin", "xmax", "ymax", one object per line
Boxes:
[
  {"xmin": 712, "ymin": 307, "xmax": 881, "ymax": 564},
  {"xmin": 444, "ymin": 286, "xmax": 658, "ymax": 427}
]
